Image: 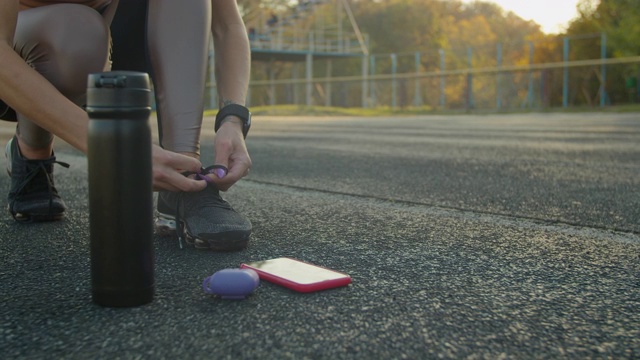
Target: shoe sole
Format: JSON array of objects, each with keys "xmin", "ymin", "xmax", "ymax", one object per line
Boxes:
[
  {"xmin": 6, "ymin": 208, "xmax": 65, "ymax": 222},
  {"xmin": 155, "ymin": 212, "xmax": 250, "ymax": 251}
]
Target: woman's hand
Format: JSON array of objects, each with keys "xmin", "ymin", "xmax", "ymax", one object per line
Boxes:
[
  {"xmin": 151, "ymin": 144, "xmax": 207, "ymax": 192},
  {"xmin": 207, "ymin": 117, "xmax": 252, "ymax": 191}
]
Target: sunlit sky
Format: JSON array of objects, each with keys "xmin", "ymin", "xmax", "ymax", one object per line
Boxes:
[{"xmin": 462, "ymin": 0, "xmax": 582, "ymax": 34}]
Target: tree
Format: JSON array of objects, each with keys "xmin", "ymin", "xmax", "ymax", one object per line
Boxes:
[
  {"xmin": 353, "ymin": 0, "xmax": 445, "ymax": 54},
  {"xmin": 568, "ymin": 0, "xmax": 640, "ymax": 104},
  {"xmin": 573, "ymin": 0, "xmax": 640, "ymax": 56}
]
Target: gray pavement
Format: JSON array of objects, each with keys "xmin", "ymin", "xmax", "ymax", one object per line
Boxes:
[{"xmin": 1, "ymin": 113, "xmax": 639, "ymax": 359}]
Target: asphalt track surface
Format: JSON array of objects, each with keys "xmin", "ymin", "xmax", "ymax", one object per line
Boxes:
[{"xmin": 1, "ymin": 113, "xmax": 639, "ymax": 359}]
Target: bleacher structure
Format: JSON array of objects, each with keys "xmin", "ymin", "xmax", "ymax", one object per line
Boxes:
[
  {"xmin": 247, "ymin": 0, "xmax": 368, "ymax": 61},
  {"xmin": 239, "ymin": 0, "xmax": 370, "ymax": 107}
]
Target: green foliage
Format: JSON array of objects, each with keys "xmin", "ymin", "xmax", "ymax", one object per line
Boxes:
[
  {"xmin": 573, "ymin": 0, "xmax": 640, "ymax": 56},
  {"xmin": 353, "ymin": 0, "xmax": 542, "ymax": 55},
  {"xmin": 353, "ymin": 0, "xmax": 445, "ymax": 54},
  {"xmin": 567, "ymin": 0, "xmax": 640, "ymax": 105}
]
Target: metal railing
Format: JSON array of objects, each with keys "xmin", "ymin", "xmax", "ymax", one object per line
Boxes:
[
  {"xmin": 203, "ymin": 56, "xmax": 640, "ymax": 111},
  {"xmin": 249, "ymin": 33, "xmax": 363, "ymax": 54},
  {"xmin": 205, "ymin": 31, "xmax": 640, "ymax": 111}
]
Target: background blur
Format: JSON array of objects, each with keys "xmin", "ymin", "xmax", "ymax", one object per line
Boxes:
[{"xmin": 205, "ymin": 0, "xmax": 640, "ymax": 112}]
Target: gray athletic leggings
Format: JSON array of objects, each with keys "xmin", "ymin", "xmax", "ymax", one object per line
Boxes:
[
  {"xmin": 10, "ymin": 1, "xmax": 210, "ymax": 155},
  {"xmin": 111, "ymin": 0, "xmax": 210, "ymax": 155},
  {"xmin": 12, "ymin": 4, "xmax": 112, "ymax": 148}
]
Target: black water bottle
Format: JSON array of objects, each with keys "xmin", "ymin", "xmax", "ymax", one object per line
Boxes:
[{"xmin": 87, "ymin": 71, "xmax": 154, "ymax": 307}]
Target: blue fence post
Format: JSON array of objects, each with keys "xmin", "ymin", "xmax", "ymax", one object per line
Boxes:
[
  {"xmin": 467, "ymin": 47, "xmax": 474, "ymax": 110},
  {"xmin": 527, "ymin": 41, "xmax": 534, "ymax": 108},
  {"xmin": 563, "ymin": 37, "xmax": 569, "ymax": 108},
  {"xmin": 391, "ymin": 53, "xmax": 397, "ymax": 108},
  {"xmin": 328, "ymin": 59, "xmax": 334, "ymax": 107},
  {"xmin": 370, "ymin": 55, "xmax": 376, "ymax": 107},
  {"xmin": 414, "ymin": 52, "xmax": 422, "ymax": 107},
  {"xmin": 305, "ymin": 53, "xmax": 313, "ymax": 106},
  {"xmin": 541, "ymin": 69, "xmax": 546, "ymax": 108},
  {"xmin": 439, "ymin": 49, "xmax": 446, "ymax": 109},
  {"xmin": 361, "ymin": 56, "xmax": 367, "ymax": 108},
  {"xmin": 292, "ymin": 63, "xmax": 299, "ymax": 105},
  {"xmin": 600, "ymin": 32, "xmax": 607, "ymax": 107},
  {"xmin": 269, "ymin": 60, "xmax": 276, "ymax": 106},
  {"xmin": 496, "ymin": 43, "xmax": 502, "ymax": 110}
]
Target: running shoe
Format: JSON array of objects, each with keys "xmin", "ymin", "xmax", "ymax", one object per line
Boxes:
[
  {"xmin": 156, "ymin": 183, "xmax": 251, "ymax": 251},
  {"xmin": 6, "ymin": 136, "xmax": 69, "ymax": 222}
]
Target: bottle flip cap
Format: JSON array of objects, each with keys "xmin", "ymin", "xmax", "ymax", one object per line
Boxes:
[{"xmin": 86, "ymin": 71, "xmax": 151, "ymax": 111}]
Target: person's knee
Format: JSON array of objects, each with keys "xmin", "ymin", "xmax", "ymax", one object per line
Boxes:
[{"xmin": 16, "ymin": 4, "xmax": 110, "ymax": 101}]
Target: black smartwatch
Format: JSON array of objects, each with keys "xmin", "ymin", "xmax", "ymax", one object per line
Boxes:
[{"xmin": 215, "ymin": 104, "xmax": 251, "ymax": 139}]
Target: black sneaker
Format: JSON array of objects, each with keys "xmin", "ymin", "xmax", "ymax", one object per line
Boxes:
[
  {"xmin": 155, "ymin": 184, "xmax": 251, "ymax": 251},
  {"xmin": 5, "ymin": 136, "xmax": 69, "ymax": 222}
]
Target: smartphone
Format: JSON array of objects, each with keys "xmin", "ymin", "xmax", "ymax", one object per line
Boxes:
[{"xmin": 240, "ymin": 257, "xmax": 351, "ymax": 293}]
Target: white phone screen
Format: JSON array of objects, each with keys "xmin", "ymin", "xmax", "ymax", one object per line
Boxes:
[{"xmin": 245, "ymin": 258, "xmax": 347, "ymax": 285}]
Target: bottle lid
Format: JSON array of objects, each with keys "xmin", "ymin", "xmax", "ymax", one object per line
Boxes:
[{"xmin": 86, "ymin": 71, "xmax": 151, "ymax": 109}]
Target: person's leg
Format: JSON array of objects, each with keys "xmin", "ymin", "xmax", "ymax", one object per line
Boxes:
[
  {"xmin": 7, "ymin": 4, "xmax": 111, "ymax": 221},
  {"xmin": 110, "ymin": 0, "xmax": 250, "ymax": 251},
  {"xmin": 150, "ymin": 1, "xmax": 250, "ymax": 251},
  {"xmin": 111, "ymin": 0, "xmax": 210, "ymax": 156},
  {"xmin": 146, "ymin": 0, "xmax": 211, "ymax": 156},
  {"xmin": 13, "ymin": 4, "xmax": 111, "ymax": 158}
]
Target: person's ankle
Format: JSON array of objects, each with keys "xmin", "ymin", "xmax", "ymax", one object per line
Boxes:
[{"xmin": 16, "ymin": 137, "xmax": 53, "ymax": 160}]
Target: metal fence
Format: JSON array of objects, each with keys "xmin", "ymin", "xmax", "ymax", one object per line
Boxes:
[{"xmin": 205, "ymin": 34, "xmax": 640, "ymax": 111}]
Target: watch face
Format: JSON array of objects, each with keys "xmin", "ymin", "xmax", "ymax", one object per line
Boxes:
[{"xmin": 216, "ymin": 104, "xmax": 250, "ymax": 138}]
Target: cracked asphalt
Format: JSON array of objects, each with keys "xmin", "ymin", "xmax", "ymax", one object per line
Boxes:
[{"xmin": 1, "ymin": 112, "xmax": 639, "ymax": 359}]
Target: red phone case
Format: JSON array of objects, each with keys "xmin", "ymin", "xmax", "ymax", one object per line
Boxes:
[{"xmin": 240, "ymin": 257, "xmax": 351, "ymax": 293}]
